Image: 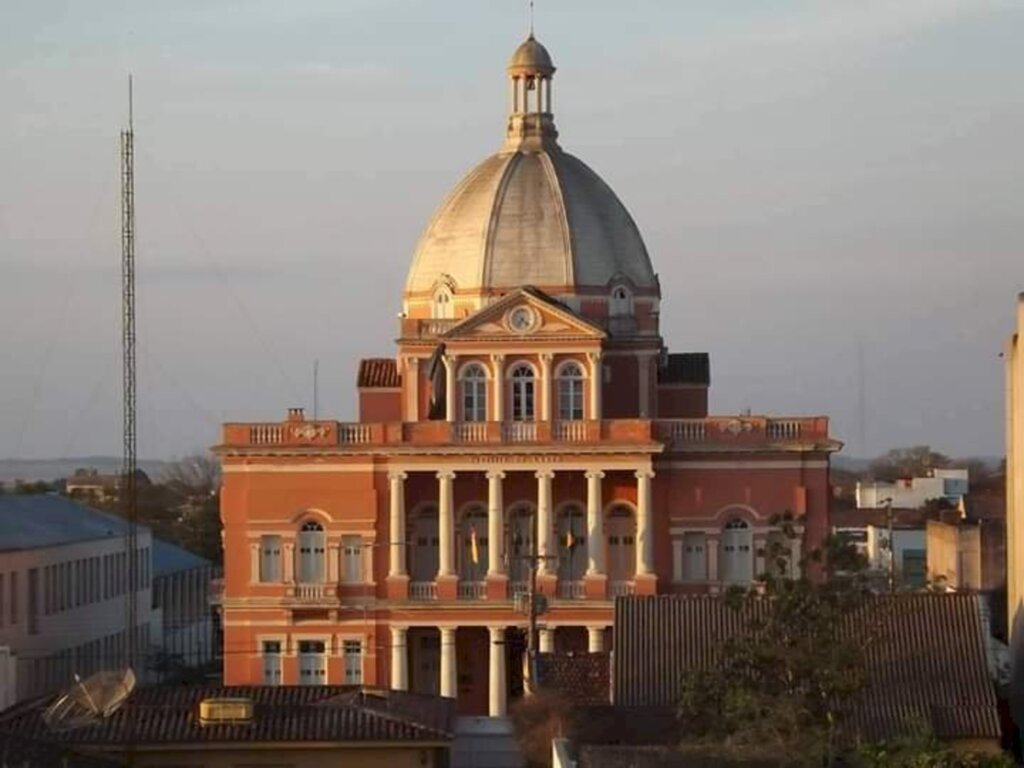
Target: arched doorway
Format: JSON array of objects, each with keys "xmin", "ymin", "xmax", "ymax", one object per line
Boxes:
[
  {"xmin": 458, "ymin": 505, "xmax": 489, "ymax": 583},
  {"xmin": 296, "ymin": 520, "xmax": 326, "ymax": 583},
  {"xmin": 557, "ymin": 504, "xmax": 587, "ymax": 596},
  {"xmin": 408, "ymin": 505, "xmax": 439, "ymax": 582},
  {"xmin": 720, "ymin": 518, "xmax": 753, "ymax": 584},
  {"xmin": 507, "ymin": 503, "xmax": 536, "ymax": 588}
]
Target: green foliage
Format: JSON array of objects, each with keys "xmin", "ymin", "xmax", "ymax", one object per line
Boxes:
[
  {"xmin": 678, "ymin": 517, "xmax": 875, "ymax": 766},
  {"xmin": 855, "ymin": 733, "xmax": 1013, "ymax": 768},
  {"xmin": 868, "ymin": 446, "xmax": 951, "ymax": 482}
]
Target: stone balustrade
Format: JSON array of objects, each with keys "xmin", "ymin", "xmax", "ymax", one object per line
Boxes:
[{"xmin": 222, "ymin": 413, "xmax": 830, "ymax": 450}]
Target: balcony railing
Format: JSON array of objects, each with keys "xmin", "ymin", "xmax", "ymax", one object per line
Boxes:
[
  {"xmin": 508, "ymin": 581, "xmax": 530, "ymax": 599},
  {"xmin": 222, "ymin": 412, "xmax": 831, "ymax": 451},
  {"xmin": 457, "ymin": 581, "xmax": 486, "ymax": 600},
  {"xmin": 408, "ymin": 581, "xmax": 437, "ymax": 601},
  {"xmin": 292, "ymin": 583, "xmax": 329, "ymax": 601},
  {"xmin": 609, "ymin": 580, "xmax": 635, "ymax": 598},
  {"xmin": 557, "ymin": 580, "xmax": 585, "ymax": 599}
]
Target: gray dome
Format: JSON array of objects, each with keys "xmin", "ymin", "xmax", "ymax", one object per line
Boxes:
[{"xmin": 405, "ymin": 147, "xmax": 656, "ymax": 296}]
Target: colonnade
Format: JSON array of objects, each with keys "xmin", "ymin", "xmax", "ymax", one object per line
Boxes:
[{"xmin": 386, "ymin": 467, "xmax": 655, "ymax": 586}]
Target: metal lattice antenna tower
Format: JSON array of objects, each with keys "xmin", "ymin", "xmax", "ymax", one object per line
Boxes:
[{"xmin": 120, "ymin": 74, "xmax": 138, "ymax": 672}]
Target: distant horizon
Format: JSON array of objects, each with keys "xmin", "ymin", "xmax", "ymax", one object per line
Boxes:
[{"xmin": 3, "ymin": 1, "xmax": 1022, "ymax": 460}]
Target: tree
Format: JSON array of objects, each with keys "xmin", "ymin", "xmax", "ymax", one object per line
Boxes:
[
  {"xmin": 160, "ymin": 454, "xmax": 222, "ymax": 564},
  {"xmin": 868, "ymin": 446, "xmax": 951, "ymax": 482},
  {"xmin": 677, "ymin": 522, "xmax": 873, "ymax": 766}
]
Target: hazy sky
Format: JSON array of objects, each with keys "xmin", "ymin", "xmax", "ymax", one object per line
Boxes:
[{"xmin": 2, "ymin": 0, "xmax": 1022, "ymax": 461}]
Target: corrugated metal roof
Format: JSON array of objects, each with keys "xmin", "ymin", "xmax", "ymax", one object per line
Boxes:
[
  {"xmin": 658, "ymin": 353, "xmax": 710, "ymax": 386},
  {"xmin": 0, "ymin": 494, "xmax": 148, "ymax": 552},
  {"xmin": 613, "ymin": 593, "xmax": 1000, "ymax": 742},
  {"xmin": 357, "ymin": 358, "xmax": 401, "ymax": 389},
  {"xmin": 0, "ymin": 686, "xmax": 455, "ymax": 746},
  {"xmin": 152, "ymin": 538, "xmax": 210, "ymax": 577}
]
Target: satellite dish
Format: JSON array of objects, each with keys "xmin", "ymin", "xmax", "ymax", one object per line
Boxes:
[{"xmin": 43, "ymin": 668, "xmax": 136, "ymax": 732}]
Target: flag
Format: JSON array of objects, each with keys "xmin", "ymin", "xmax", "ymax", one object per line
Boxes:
[
  {"xmin": 470, "ymin": 524, "xmax": 480, "ymax": 565},
  {"xmin": 957, "ymin": 496, "xmax": 967, "ymax": 519},
  {"xmin": 565, "ymin": 527, "xmax": 575, "ymax": 550}
]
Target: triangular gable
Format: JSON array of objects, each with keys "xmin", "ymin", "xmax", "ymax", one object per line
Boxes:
[{"xmin": 441, "ymin": 286, "xmax": 606, "ymax": 341}]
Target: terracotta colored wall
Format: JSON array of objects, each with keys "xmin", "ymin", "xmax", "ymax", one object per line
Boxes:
[
  {"xmin": 656, "ymin": 387, "xmax": 708, "ymax": 418},
  {"xmin": 603, "ymin": 357, "xmax": 639, "ymax": 418},
  {"xmin": 359, "ymin": 390, "xmax": 402, "ymax": 422}
]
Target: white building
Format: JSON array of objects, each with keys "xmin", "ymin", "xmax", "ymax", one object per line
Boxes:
[
  {"xmin": 0, "ymin": 494, "xmax": 157, "ymax": 705},
  {"xmin": 856, "ymin": 468, "xmax": 969, "ymax": 510},
  {"xmin": 1007, "ymin": 292, "xmax": 1024, "ymax": 728},
  {"xmin": 151, "ymin": 539, "xmax": 218, "ymax": 678}
]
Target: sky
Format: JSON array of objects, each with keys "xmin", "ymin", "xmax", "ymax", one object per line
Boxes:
[{"xmin": 1, "ymin": 0, "xmax": 1022, "ymax": 462}]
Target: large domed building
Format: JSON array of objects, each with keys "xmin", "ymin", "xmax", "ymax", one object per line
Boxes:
[{"xmin": 216, "ymin": 35, "xmax": 838, "ymax": 720}]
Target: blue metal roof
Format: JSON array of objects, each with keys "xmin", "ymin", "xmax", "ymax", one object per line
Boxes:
[
  {"xmin": 0, "ymin": 493, "xmax": 141, "ymax": 552},
  {"xmin": 152, "ymin": 538, "xmax": 210, "ymax": 576}
]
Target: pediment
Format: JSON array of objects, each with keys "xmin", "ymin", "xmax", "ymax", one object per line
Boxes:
[{"xmin": 441, "ymin": 287, "xmax": 606, "ymax": 342}]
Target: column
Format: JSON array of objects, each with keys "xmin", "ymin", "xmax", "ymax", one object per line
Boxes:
[
  {"xmin": 443, "ymin": 354, "xmax": 456, "ymax": 423},
  {"xmin": 491, "ymin": 354, "xmax": 505, "ymax": 422},
  {"xmin": 440, "ymin": 627, "xmax": 457, "ymax": 699},
  {"xmin": 587, "ymin": 352, "xmax": 603, "ymax": 420},
  {"xmin": 390, "ymin": 626, "xmax": 408, "ymax": 691},
  {"xmin": 249, "ymin": 542, "xmax": 260, "ymax": 583},
  {"xmin": 406, "ymin": 357, "xmax": 420, "ymax": 422},
  {"xmin": 488, "ymin": 626, "xmax": 507, "ymax": 716},
  {"xmin": 438, "ymin": 471, "xmax": 456, "ymax": 577},
  {"xmin": 487, "ymin": 471, "xmax": 506, "ymax": 577},
  {"xmin": 283, "ymin": 542, "xmax": 295, "ymax": 584},
  {"xmin": 388, "ymin": 471, "xmax": 407, "ymax": 578},
  {"xmin": 587, "ymin": 626, "xmax": 606, "ymax": 653},
  {"xmin": 536, "ymin": 470, "xmax": 554, "ymax": 575},
  {"xmin": 539, "ymin": 353, "xmax": 553, "ymax": 422},
  {"xmin": 637, "ymin": 352, "xmax": 654, "ymax": 418},
  {"xmin": 635, "ymin": 470, "xmax": 655, "ymax": 576},
  {"xmin": 586, "ymin": 470, "xmax": 605, "ymax": 575},
  {"xmin": 327, "ymin": 542, "xmax": 340, "ymax": 583},
  {"xmin": 539, "ymin": 628, "xmax": 555, "ymax": 653}
]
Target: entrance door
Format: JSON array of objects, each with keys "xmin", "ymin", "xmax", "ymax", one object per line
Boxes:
[
  {"xmin": 411, "ymin": 630, "xmax": 440, "ymax": 696},
  {"xmin": 409, "ymin": 507, "xmax": 440, "ymax": 582},
  {"xmin": 606, "ymin": 506, "xmax": 636, "ymax": 584}
]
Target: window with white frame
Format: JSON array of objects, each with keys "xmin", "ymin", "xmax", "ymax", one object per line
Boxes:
[
  {"xmin": 557, "ymin": 362, "xmax": 585, "ymax": 421},
  {"xmin": 260, "ymin": 535, "xmax": 282, "ymax": 582},
  {"xmin": 262, "ymin": 640, "xmax": 282, "ymax": 685},
  {"xmin": 343, "ymin": 639, "xmax": 363, "ymax": 684},
  {"xmin": 606, "ymin": 506, "xmax": 636, "ymax": 583},
  {"xmin": 298, "ymin": 640, "xmax": 327, "ymax": 686},
  {"xmin": 433, "ymin": 287, "xmax": 454, "ymax": 319},
  {"xmin": 341, "ymin": 535, "xmax": 364, "ymax": 583},
  {"xmin": 297, "ymin": 521, "xmax": 326, "ymax": 583},
  {"xmin": 460, "ymin": 364, "xmax": 488, "ymax": 422},
  {"xmin": 610, "ymin": 285, "xmax": 633, "ymax": 316},
  {"xmin": 510, "ymin": 365, "xmax": 535, "ymax": 421},
  {"xmin": 720, "ymin": 518, "xmax": 753, "ymax": 584},
  {"xmin": 682, "ymin": 532, "xmax": 707, "ymax": 581}
]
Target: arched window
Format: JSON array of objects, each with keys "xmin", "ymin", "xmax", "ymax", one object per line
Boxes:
[
  {"xmin": 297, "ymin": 521, "xmax": 326, "ymax": 584},
  {"xmin": 557, "ymin": 505, "xmax": 587, "ymax": 583},
  {"xmin": 557, "ymin": 362, "xmax": 585, "ymax": 421},
  {"xmin": 606, "ymin": 505, "xmax": 636, "ymax": 583},
  {"xmin": 460, "ymin": 364, "xmax": 488, "ymax": 422},
  {"xmin": 507, "ymin": 504, "xmax": 536, "ymax": 584},
  {"xmin": 459, "ymin": 506, "xmax": 489, "ymax": 580},
  {"xmin": 408, "ymin": 505, "xmax": 439, "ymax": 582},
  {"xmin": 610, "ymin": 285, "xmax": 632, "ymax": 317},
  {"xmin": 510, "ymin": 364, "xmax": 535, "ymax": 422},
  {"xmin": 433, "ymin": 287, "xmax": 454, "ymax": 319},
  {"xmin": 720, "ymin": 518, "xmax": 753, "ymax": 584}
]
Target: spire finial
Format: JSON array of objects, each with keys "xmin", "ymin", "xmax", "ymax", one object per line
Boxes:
[{"xmin": 529, "ymin": 0, "xmax": 535, "ymax": 38}]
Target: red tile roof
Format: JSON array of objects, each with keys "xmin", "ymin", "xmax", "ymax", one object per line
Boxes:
[
  {"xmin": 357, "ymin": 358, "xmax": 401, "ymax": 389},
  {"xmin": 537, "ymin": 652, "xmax": 610, "ymax": 705},
  {"xmin": 612, "ymin": 593, "xmax": 1000, "ymax": 743},
  {"xmin": 0, "ymin": 686, "xmax": 455, "ymax": 748}
]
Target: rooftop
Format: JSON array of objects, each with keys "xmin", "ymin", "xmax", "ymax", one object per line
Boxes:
[
  {"xmin": 152, "ymin": 538, "xmax": 211, "ymax": 577},
  {"xmin": 0, "ymin": 686, "xmax": 456, "ymax": 748},
  {"xmin": 0, "ymin": 494, "xmax": 145, "ymax": 553}
]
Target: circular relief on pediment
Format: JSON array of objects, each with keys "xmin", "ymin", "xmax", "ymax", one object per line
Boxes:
[{"xmin": 506, "ymin": 306, "xmax": 539, "ymax": 334}]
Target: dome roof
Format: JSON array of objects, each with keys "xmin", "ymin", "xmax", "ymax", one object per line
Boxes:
[
  {"xmin": 508, "ymin": 35, "xmax": 555, "ymax": 76},
  {"xmin": 404, "ymin": 35, "xmax": 657, "ymax": 302},
  {"xmin": 405, "ymin": 148, "xmax": 656, "ymax": 296}
]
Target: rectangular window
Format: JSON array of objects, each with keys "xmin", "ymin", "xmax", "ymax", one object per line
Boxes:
[
  {"xmin": 260, "ymin": 536, "xmax": 282, "ymax": 582},
  {"xmin": 682, "ymin": 532, "xmax": 707, "ymax": 581},
  {"xmin": 341, "ymin": 536, "xmax": 363, "ymax": 584},
  {"xmin": 343, "ymin": 639, "xmax": 363, "ymax": 684},
  {"xmin": 10, "ymin": 571, "xmax": 18, "ymax": 625},
  {"xmin": 28, "ymin": 568, "xmax": 39, "ymax": 635},
  {"xmin": 298, "ymin": 640, "xmax": 326, "ymax": 686},
  {"xmin": 262, "ymin": 641, "xmax": 282, "ymax": 685}
]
